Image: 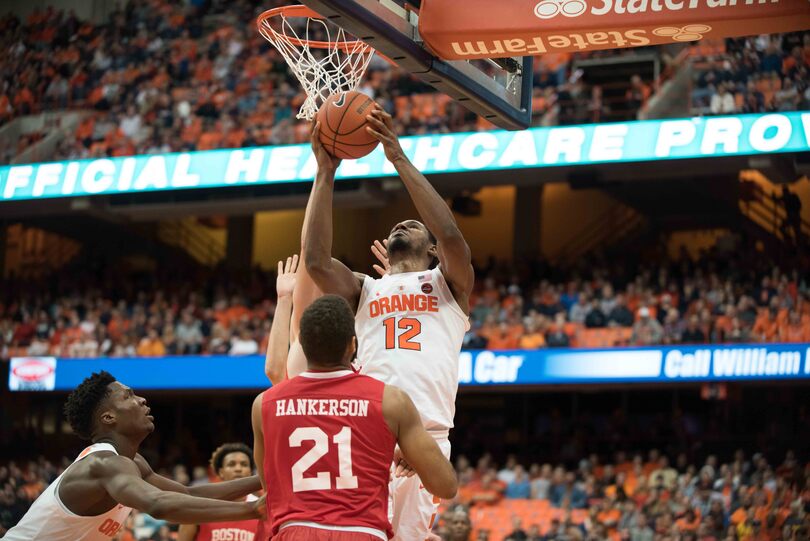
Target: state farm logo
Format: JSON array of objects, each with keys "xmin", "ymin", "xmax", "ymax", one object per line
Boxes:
[
  {"xmin": 534, "ymin": 0, "xmax": 587, "ymax": 19},
  {"xmin": 12, "ymin": 358, "xmax": 54, "ymax": 381},
  {"xmin": 653, "ymin": 24, "xmax": 711, "ymax": 42}
]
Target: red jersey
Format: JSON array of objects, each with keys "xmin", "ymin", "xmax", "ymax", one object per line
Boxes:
[
  {"xmin": 195, "ymin": 496, "xmax": 259, "ymax": 541},
  {"xmin": 262, "ymin": 369, "xmax": 395, "ymax": 540}
]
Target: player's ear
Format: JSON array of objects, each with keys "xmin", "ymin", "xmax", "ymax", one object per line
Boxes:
[
  {"xmin": 427, "ymin": 243, "xmax": 438, "ymax": 257},
  {"xmin": 99, "ymin": 408, "xmax": 116, "ymax": 428}
]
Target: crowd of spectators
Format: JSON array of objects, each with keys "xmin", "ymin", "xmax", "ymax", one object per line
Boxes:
[
  {"xmin": 1, "ymin": 237, "xmax": 810, "ymax": 359},
  {"xmin": 435, "ymin": 448, "xmax": 809, "ymax": 541},
  {"xmin": 1, "ymin": 448, "xmax": 807, "ymax": 540},
  {"xmin": 692, "ymin": 32, "xmax": 810, "ymax": 115},
  {"xmin": 1, "ymin": 0, "xmax": 672, "ymax": 165}
]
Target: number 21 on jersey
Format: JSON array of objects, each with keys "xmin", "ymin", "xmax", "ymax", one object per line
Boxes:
[
  {"xmin": 290, "ymin": 426, "xmax": 358, "ymax": 492},
  {"xmin": 383, "ymin": 317, "xmax": 422, "ymax": 351}
]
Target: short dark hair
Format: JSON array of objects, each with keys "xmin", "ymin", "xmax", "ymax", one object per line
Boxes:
[
  {"xmin": 210, "ymin": 442, "xmax": 254, "ymax": 473},
  {"xmin": 64, "ymin": 371, "xmax": 115, "ymax": 440},
  {"xmin": 299, "ymin": 295, "xmax": 355, "ymax": 366}
]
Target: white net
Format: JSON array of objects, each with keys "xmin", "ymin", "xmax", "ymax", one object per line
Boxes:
[{"xmin": 258, "ymin": 7, "xmax": 375, "ymax": 120}]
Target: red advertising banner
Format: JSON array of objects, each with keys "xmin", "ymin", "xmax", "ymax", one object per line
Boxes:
[{"xmin": 418, "ymin": 0, "xmax": 810, "ymax": 59}]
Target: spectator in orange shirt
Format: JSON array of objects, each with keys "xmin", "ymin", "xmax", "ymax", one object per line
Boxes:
[
  {"xmin": 136, "ymin": 328, "xmax": 167, "ymax": 357},
  {"xmin": 487, "ymin": 322, "xmax": 521, "ymax": 350},
  {"xmin": 468, "ymin": 472, "xmax": 504, "ymax": 507},
  {"xmin": 519, "ymin": 319, "xmax": 546, "ymax": 349},
  {"xmin": 676, "ymin": 508, "xmax": 701, "ymax": 534},
  {"xmin": 779, "ymin": 311, "xmax": 809, "ymax": 342}
]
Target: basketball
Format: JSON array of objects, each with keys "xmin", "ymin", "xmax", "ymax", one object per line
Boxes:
[{"xmin": 316, "ymin": 91, "xmax": 380, "ymax": 160}]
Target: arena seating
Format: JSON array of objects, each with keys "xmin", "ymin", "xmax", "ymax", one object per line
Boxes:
[
  {"xmin": 2, "ymin": 449, "xmax": 806, "ymax": 540},
  {"xmin": 1, "ymin": 241, "xmax": 809, "ymax": 360},
  {"xmin": 1, "ymin": 2, "xmax": 675, "ymax": 163}
]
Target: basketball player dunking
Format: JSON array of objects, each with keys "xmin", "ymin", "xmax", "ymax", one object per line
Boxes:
[
  {"xmin": 303, "ymin": 108, "xmax": 474, "ymax": 541},
  {"xmin": 4, "ymin": 372, "xmax": 265, "ymax": 541},
  {"xmin": 252, "ymin": 295, "xmax": 457, "ymax": 541}
]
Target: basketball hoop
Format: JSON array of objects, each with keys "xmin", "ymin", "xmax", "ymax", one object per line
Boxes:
[{"xmin": 257, "ymin": 5, "xmax": 376, "ymax": 120}]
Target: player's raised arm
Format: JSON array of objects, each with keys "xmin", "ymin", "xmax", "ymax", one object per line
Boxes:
[
  {"xmin": 266, "ymin": 255, "xmax": 297, "ymax": 384},
  {"xmin": 382, "ymin": 385, "xmax": 458, "ymax": 499},
  {"xmin": 91, "ymin": 454, "xmax": 264, "ymax": 523},
  {"xmin": 366, "ymin": 108, "xmax": 474, "ymax": 311},
  {"xmin": 251, "ymin": 393, "xmax": 266, "ymax": 491},
  {"xmin": 303, "ymin": 122, "xmax": 364, "ymax": 309}
]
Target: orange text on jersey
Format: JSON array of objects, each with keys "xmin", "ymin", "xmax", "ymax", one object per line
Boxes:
[{"xmin": 369, "ymin": 294, "xmax": 439, "ymax": 318}]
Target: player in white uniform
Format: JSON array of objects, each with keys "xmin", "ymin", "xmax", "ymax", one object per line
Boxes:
[
  {"xmin": 303, "ymin": 110, "xmax": 473, "ymax": 541},
  {"xmin": 4, "ymin": 371, "xmax": 265, "ymax": 541}
]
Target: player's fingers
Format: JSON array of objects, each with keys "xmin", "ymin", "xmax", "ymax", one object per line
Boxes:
[
  {"xmin": 290, "ymin": 253, "xmax": 299, "ymax": 273},
  {"xmin": 371, "ymin": 243, "xmax": 385, "ymax": 261},
  {"xmin": 365, "ymin": 126, "xmax": 384, "ymax": 140},
  {"xmin": 382, "ymin": 238, "xmax": 388, "ymax": 247},
  {"xmin": 373, "ymin": 239, "xmax": 387, "ymax": 255},
  {"xmin": 365, "ymin": 114, "xmax": 385, "ymax": 128},
  {"xmin": 312, "ymin": 122, "xmax": 323, "ymax": 145},
  {"xmin": 373, "ymin": 264, "xmax": 386, "ymax": 277},
  {"xmin": 277, "ymin": 260, "xmax": 283, "ymax": 276},
  {"xmin": 285, "ymin": 256, "xmax": 294, "ymax": 273}
]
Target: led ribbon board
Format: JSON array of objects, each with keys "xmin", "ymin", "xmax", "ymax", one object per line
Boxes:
[
  {"xmin": 8, "ymin": 343, "xmax": 810, "ymax": 391},
  {"xmin": 418, "ymin": 0, "xmax": 810, "ymax": 59},
  {"xmin": 1, "ymin": 113, "xmax": 808, "ymax": 202}
]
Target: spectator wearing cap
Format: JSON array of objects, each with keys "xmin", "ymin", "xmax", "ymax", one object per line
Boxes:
[{"xmin": 632, "ymin": 307, "xmax": 664, "ymax": 345}]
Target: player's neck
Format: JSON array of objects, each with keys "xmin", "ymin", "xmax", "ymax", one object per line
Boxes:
[
  {"xmin": 306, "ymin": 364, "xmax": 352, "ymax": 373},
  {"xmin": 92, "ymin": 434, "xmax": 141, "ymax": 459},
  {"xmin": 388, "ymin": 258, "xmax": 428, "ymax": 275}
]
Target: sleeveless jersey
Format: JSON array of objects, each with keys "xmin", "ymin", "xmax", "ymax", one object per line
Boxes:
[
  {"xmin": 355, "ymin": 267, "xmax": 469, "ymax": 437},
  {"xmin": 195, "ymin": 494, "xmax": 259, "ymax": 541},
  {"xmin": 3, "ymin": 443, "xmax": 133, "ymax": 541},
  {"xmin": 261, "ymin": 370, "xmax": 396, "ymax": 540}
]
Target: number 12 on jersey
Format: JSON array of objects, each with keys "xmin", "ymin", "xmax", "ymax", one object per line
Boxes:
[{"xmin": 383, "ymin": 317, "xmax": 422, "ymax": 351}]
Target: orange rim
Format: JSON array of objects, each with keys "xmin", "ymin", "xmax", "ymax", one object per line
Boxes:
[{"xmin": 256, "ymin": 5, "xmax": 373, "ymax": 53}]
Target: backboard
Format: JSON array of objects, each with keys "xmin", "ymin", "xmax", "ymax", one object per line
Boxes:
[{"xmin": 297, "ymin": 0, "xmax": 533, "ymax": 131}]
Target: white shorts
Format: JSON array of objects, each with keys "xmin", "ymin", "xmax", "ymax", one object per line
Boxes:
[{"xmin": 389, "ymin": 438, "xmax": 451, "ymax": 541}]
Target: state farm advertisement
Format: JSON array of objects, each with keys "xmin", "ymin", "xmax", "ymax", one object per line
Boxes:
[
  {"xmin": 9, "ymin": 357, "xmax": 57, "ymax": 391},
  {"xmin": 419, "ymin": 0, "xmax": 810, "ymax": 59}
]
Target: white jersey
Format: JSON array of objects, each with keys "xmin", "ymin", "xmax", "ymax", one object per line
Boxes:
[
  {"xmin": 355, "ymin": 267, "xmax": 469, "ymax": 437},
  {"xmin": 4, "ymin": 443, "xmax": 133, "ymax": 541}
]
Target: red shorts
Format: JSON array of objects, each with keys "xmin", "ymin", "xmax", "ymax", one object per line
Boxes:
[{"xmin": 275, "ymin": 526, "xmax": 384, "ymax": 541}]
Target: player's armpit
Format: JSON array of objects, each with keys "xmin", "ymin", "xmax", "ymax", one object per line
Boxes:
[
  {"xmin": 251, "ymin": 392, "xmax": 266, "ymax": 491},
  {"xmin": 382, "ymin": 385, "xmax": 458, "ymax": 499}
]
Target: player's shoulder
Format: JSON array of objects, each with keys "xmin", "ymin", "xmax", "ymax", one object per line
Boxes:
[
  {"xmin": 381, "ymin": 383, "xmax": 410, "ymax": 407},
  {"xmin": 82, "ymin": 451, "xmax": 138, "ymax": 479}
]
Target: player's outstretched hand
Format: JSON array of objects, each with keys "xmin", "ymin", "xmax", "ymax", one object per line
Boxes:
[
  {"xmin": 365, "ymin": 108, "xmax": 405, "ymax": 164},
  {"xmin": 371, "ymin": 239, "xmax": 390, "ymax": 277},
  {"xmin": 310, "ymin": 121, "xmax": 341, "ymax": 174},
  {"xmin": 393, "ymin": 447, "xmax": 416, "ymax": 479},
  {"xmin": 425, "ymin": 533, "xmax": 442, "ymax": 541},
  {"xmin": 277, "ymin": 254, "xmax": 299, "ymax": 299},
  {"xmin": 252, "ymin": 494, "xmax": 268, "ymax": 519}
]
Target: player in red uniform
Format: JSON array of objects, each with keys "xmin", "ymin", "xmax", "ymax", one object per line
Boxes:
[
  {"xmin": 178, "ymin": 443, "xmax": 260, "ymax": 541},
  {"xmin": 251, "ymin": 295, "xmax": 458, "ymax": 541}
]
